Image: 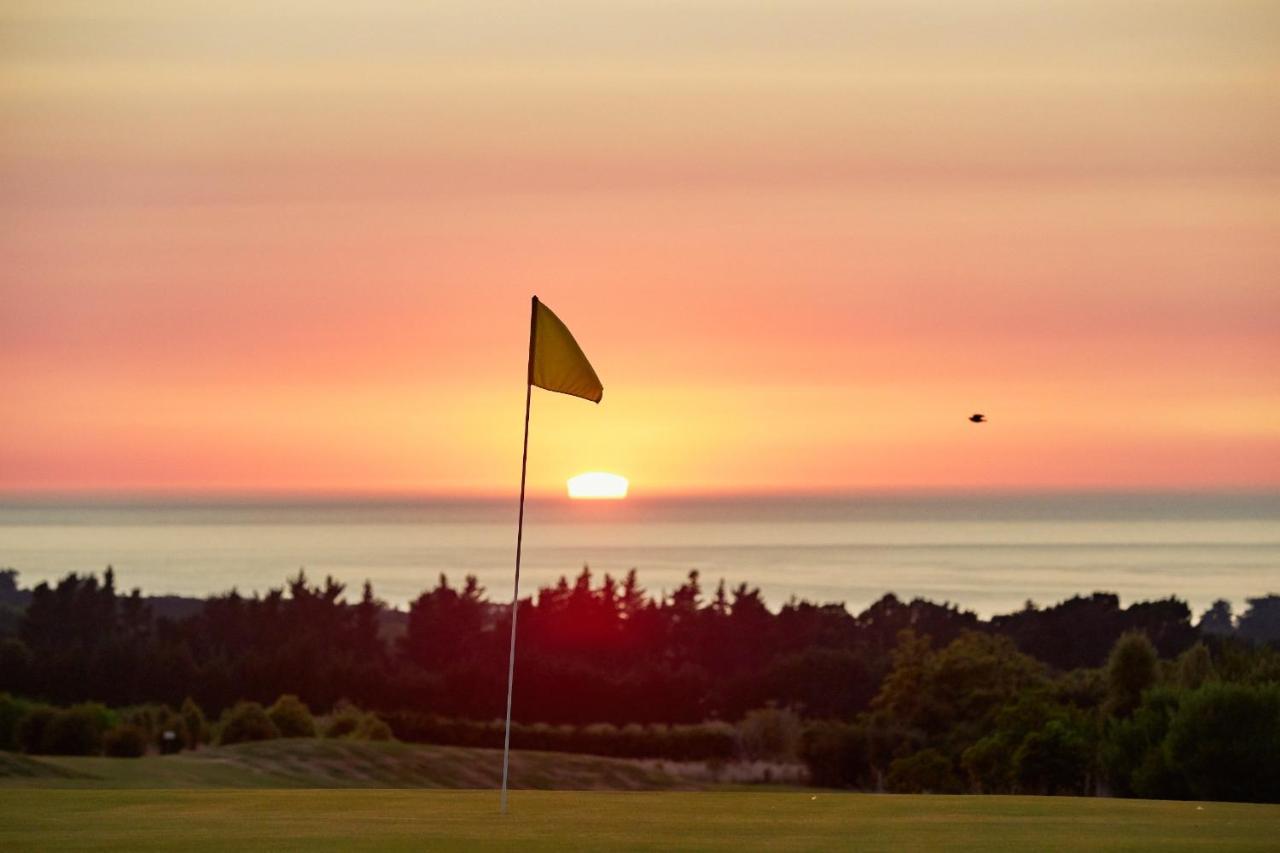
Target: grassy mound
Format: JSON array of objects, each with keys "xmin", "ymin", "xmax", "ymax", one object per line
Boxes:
[
  {"xmin": 0, "ymin": 751, "xmax": 91, "ymax": 780},
  {"xmin": 198, "ymin": 739, "xmax": 684, "ymax": 790},
  {"xmin": 1, "ymin": 740, "xmax": 686, "ymax": 790}
]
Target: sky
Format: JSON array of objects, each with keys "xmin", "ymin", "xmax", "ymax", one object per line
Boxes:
[{"xmin": 2, "ymin": 1, "xmax": 1278, "ymax": 496}]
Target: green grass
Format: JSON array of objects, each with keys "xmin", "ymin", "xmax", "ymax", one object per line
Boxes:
[
  {"xmin": 0, "ymin": 750, "xmax": 92, "ymax": 780},
  {"xmin": 0, "ymin": 741, "xmax": 686, "ymax": 790},
  {"xmin": 1, "ymin": 789, "xmax": 1278, "ymax": 851},
  {"xmin": 4, "ymin": 744, "xmax": 1277, "ymax": 850}
]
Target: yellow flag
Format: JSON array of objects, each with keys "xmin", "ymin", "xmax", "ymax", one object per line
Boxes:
[{"xmin": 528, "ymin": 297, "xmax": 603, "ymax": 403}]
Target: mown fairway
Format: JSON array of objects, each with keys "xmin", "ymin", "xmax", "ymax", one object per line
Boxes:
[
  {"xmin": 3, "ymin": 745, "xmax": 1278, "ymax": 850},
  {"xmin": 0, "ymin": 741, "xmax": 688, "ymax": 791},
  {"xmin": 2, "ymin": 789, "xmax": 1278, "ymax": 852}
]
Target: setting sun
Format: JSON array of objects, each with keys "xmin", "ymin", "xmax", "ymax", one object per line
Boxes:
[{"xmin": 567, "ymin": 472, "xmax": 629, "ymax": 500}]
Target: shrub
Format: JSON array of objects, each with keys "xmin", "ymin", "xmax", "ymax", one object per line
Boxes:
[
  {"xmin": 801, "ymin": 721, "xmax": 871, "ymax": 788},
  {"xmin": 0, "ymin": 693, "xmax": 34, "ymax": 751},
  {"xmin": 121, "ymin": 704, "xmax": 186, "ymax": 753},
  {"xmin": 961, "ymin": 735, "xmax": 1012, "ymax": 794},
  {"xmin": 379, "ymin": 712, "xmax": 736, "ymax": 761},
  {"xmin": 581, "ymin": 722, "xmax": 620, "ymax": 756},
  {"xmin": 323, "ymin": 705, "xmax": 363, "ymax": 739},
  {"xmin": 886, "ymin": 749, "xmax": 964, "ymax": 794},
  {"xmin": 675, "ymin": 721, "xmax": 736, "ymax": 762},
  {"xmin": 1165, "ymin": 682, "xmax": 1280, "ymax": 803},
  {"xmin": 181, "ymin": 697, "xmax": 208, "ymax": 748},
  {"xmin": 320, "ymin": 702, "xmax": 393, "ymax": 742},
  {"xmin": 1100, "ymin": 686, "xmax": 1182, "ymax": 798},
  {"xmin": 71, "ymin": 702, "xmax": 116, "ymax": 735},
  {"xmin": 267, "ymin": 695, "xmax": 316, "ymax": 738},
  {"xmin": 217, "ymin": 702, "xmax": 280, "ymax": 745},
  {"xmin": 41, "ymin": 718, "xmax": 96, "ymax": 757},
  {"xmin": 738, "ymin": 707, "xmax": 803, "ymax": 762},
  {"xmin": 1013, "ymin": 719, "xmax": 1092, "ymax": 796},
  {"xmin": 40, "ymin": 704, "xmax": 114, "ymax": 756},
  {"xmin": 122, "ymin": 705, "xmax": 159, "ymax": 738},
  {"xmin": 1130, "ymin": 741, "xmax": 1187, "ymax": 800},
  {"xmin": 103, "ymin": 724, "xmax": 148, "ymax": 758},
  {"xmin": 16, "ymin": 705, "xmax": 55, "ymax": 754},
  {"xmin": 155, "ymin": 709, "xmax": 189, "ymax": 754},
  {"xmin": 355, "ymin": 713, "xmax": 393, "ymax": 741}
]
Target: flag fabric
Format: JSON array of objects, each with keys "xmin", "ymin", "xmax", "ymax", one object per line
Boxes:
[{"xmin": 528, "ymin": 297, "xmax": 603, "ymax": 403}]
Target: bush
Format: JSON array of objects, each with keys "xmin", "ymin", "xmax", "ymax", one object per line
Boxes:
[
  {"xmin": 355, "ymin": 713, "xmax": 393, "ymax": 741},
  {"xmin": 886, "ymin": 749, "xmax": 964, "ymax": 794},
  {"xmin": 801, "ymin": 721, "xmax": 871, "ymax": 788},
  {"xmin": 1013, "ymin": 719, "xmax": 1092, "ymax": 796},
  {"xmin": 121, "ymin": 705, "xmax": 160, "ymax": 739},
  {"xmin": 379, "ymin": 711, "xmax": 736, "ymax": 761},
  {"xmin": 16, "ymin": 705, "xmax": 55, "ymax": 754},
  {"xmin": 181, "ymin": 697, "xmax": 208, "ymax": 748},
  {"xmin": 738, "ymin": 707, "xmax": 803, "ymax": 762},
  {"xmin": 38, "ymin": 712, "xmax": 96, "ymax": 756},
  {"xmin": 121, "ymin": 704, "xmax": 187, "ymax": 754},
  {"xmin": 1130, "ymin": 741, "xmax": 1187, "ymax": 800},
  {"xmin": 323, "ymin": 705, "xmax": 364, "ymax": 739},
  {"xmin": 672, "ymin": 721, "xmax": 736, "ymax": 762},
  {"xmin": 581, "ymin": 722, "xmax": 619, "ymax": 755},
  {"xmin": 961, "ymin": 735, "xmax": 1012, "ymax": 794},
  {"xmin": 103, "ymin": 724, "xmax": 148, "ymax": 758},
  {"xmin": 267, "ymin": 695, "xmax": 316, "ymax": 738},
  {"xmin": 1100, "ymin": 686, "xmax": 1182, "ymax": 798},
  {"xmin": 217, "ymin": 702, "xmax": 280, "ymax": 745},
  {"xmin": 155, "ymin": 709, "xmax": 189, "ymax": 754},
  {"xmin": 39, "ymin": 704, "xmax": 114, "ymax": 756},
  {"xmin": 1165, "ymin": 682, "xmax": 1280, "ymax": 803},
  {"xmin": 0, "ymin": 693, "xmax": 34, "ymax": 751}
]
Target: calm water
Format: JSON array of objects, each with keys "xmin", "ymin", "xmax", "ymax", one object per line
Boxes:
[{"xmin": 0, "ymin": 493, "xmax": 1276, "ymax": 618}]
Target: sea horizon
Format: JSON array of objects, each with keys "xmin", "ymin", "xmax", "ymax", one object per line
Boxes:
[{"xmin": 2, "ymin": 490, "xmax": 1276, "ymax": 620}]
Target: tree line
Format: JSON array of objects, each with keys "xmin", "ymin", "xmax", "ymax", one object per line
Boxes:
[
  {"xmin": 1, "ymin": 565, "xmax": 1274, "ymax": 724},
  {"xmin": 1, "ymin": 566, "xmax": 1277, "ymax": 800}
]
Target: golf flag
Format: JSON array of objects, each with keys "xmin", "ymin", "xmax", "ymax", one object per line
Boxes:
[
  {"xmin": 502, "ymin": 296, "xmax": 603, "ymax": 815},
  {"xmin": 529, "ymin": 297, "xmax": 604, "ymax": 403}
]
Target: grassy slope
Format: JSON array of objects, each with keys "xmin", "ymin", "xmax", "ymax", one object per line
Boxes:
[
  {"xmin": 4, "ymin": 743, "xmax": 1278, "ymax": 850},
  {"xmin": 0, "ymin": 740, "xmax": 685, "ymax": 790},
  {"xmin": 1, "ymin": 789, "xmax": 1278, "ymax": 852},
  {"xmin": 0, "ymin": 750, "xmax": 92, "ymax": 780}
]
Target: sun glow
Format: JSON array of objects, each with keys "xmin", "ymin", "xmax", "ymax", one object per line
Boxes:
[{"xmin": 567, "ymin": 472, "xmax": 629, "ymax": 500}]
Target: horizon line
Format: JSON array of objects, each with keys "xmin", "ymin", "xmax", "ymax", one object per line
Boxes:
[{"xmin": 1, "ymin": 485, "xmax": 1278, "ymax": 505}]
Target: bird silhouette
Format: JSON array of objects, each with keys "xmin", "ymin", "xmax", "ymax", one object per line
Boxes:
[{"xmin": 969, "ymin": 414, "xmax": 986, "ymax": 423}]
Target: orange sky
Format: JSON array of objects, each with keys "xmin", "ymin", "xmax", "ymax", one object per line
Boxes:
[{"xmin": 2, "ymin": 2, "xmax": 1278, "ymax": 496}]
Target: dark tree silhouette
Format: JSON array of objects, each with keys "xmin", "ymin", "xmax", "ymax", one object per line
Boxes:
[{"xmin": 1237, "ymin": 595, "xmax": 1280, "ymax": 645}]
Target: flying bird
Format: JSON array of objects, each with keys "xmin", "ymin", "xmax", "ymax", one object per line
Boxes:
[{"xmin": 969, "ymin": 414, "xmax": 986, "ymax": 423}]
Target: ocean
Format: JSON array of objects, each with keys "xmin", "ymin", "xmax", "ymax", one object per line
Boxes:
[{"xmin": 0, "ymin": 492, "xmax": 1276, "ymax": 619}]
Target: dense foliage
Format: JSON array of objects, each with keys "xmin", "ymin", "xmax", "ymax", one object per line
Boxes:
[
  {"xmin": 795, "ymin": 632, "xmax": 1280, "ymax": 802},
  {"xmin": 0, "ymin": 566, "xmax": 1240, "ymax": 722},
  {"xmin": 0, "ymin": 566, "xmax": 1277, "ymax": 801}
]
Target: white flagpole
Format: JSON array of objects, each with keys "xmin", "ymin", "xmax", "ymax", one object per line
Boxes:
[{"xmin": 501, "ymin": 296, "xmax": 538, "ymax": 814}]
